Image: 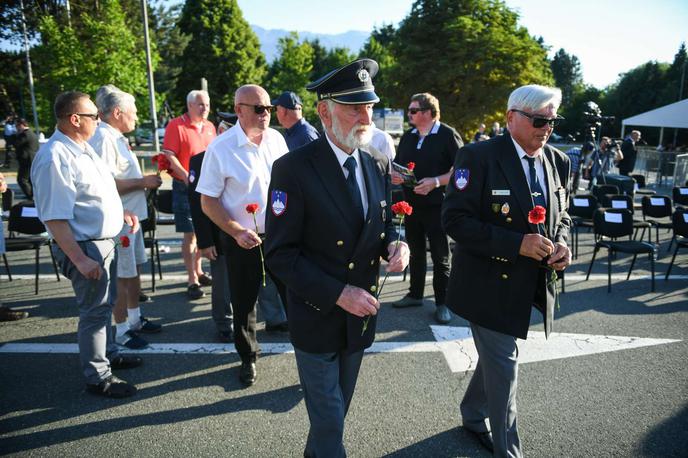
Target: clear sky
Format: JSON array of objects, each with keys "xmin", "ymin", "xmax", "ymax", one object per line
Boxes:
[{"xmin": 236, "ymin": 0, "xmax": 688, "ymax": 89}]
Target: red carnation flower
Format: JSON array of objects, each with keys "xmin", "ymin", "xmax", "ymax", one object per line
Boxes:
[
  {"xmin": 528, "ymin": 205, "xmax": 546, "ymax": 225},
  {"xmin": 245, "ymin": 203, "xmax": 259, "ymax": 214},
  {"xmin": 119, "ymin": 235, "xmax": 130, "ymax": 248},
  {"xmin": 391, "ymin": 201, "xmax": 413, "ymax": 217},
  {"xmin": 152, "ymin": 154, "xmax": 171, "ymax": 174},
  {"xmin": 407, "ymin": 162, "xmax": 416, "ymax": 171}
]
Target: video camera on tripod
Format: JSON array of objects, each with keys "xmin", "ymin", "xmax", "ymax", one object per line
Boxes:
[{"xmin": 582, "ymin": 101, "xmax": 615, "ymax": 141}]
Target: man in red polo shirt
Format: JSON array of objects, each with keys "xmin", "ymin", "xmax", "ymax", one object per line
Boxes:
[{"xmin": 163, "ymin": 90, "xmax": 217, "ymax": 299}]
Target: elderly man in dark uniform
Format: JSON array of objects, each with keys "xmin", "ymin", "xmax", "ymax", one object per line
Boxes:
[
  {"xmin": 265, "ymin": 59, "xmax": 410, "ymax": 458},
  {"xmin": 442, "ymin": 84, "xmax": 572, "ymax": 457}
]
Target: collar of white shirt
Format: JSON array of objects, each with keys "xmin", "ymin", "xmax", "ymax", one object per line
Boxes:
[
  {"xmin": 411, "ymin": 120, "xmax": 440, "ymax": 136},
  {"xmin": 99, "ymin": 121, "xmax": 126, "ymax": 140},
  {"xmin": 325, "ymin": 132, "xmax": 362, "ymax": 172},
  {"xmin": 511, "ymin": 137, "xmax": 543, "ymax": 165},
  {"xmin": 54, "ymin": 128, "xmax": 96, "ymax": 158}
]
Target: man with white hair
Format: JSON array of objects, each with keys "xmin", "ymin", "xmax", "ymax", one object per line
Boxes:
[
  {"xmin": 90, "ymin": 88, "xmax": 163, "ymax": 349},
  {"xmin": 442, "ymin": 84, "xmax": 572, "ymax": 456},
  {"xmin": 618, "ymin": 129, "xmax": 641, "ymax": 176},
  {"xmin": 265, "ymin": 59, "xmax": 409, "ymax": 457},
  {"xmin": 163, "ymin": 90, "xmax": 217, "ymax": 300},
  {"xmin": 197, "ymin": 84, "xmax": 289, "ymax": 386}
]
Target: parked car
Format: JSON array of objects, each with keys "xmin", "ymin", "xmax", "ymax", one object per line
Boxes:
[{"xmin": 134, "ymin": 122, "xmax": 166, "ymax": 146}]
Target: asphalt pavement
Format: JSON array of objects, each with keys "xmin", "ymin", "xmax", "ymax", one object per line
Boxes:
[{"xmin": 1, "ymin": 177, "xmax": 687, "ymax": 457}]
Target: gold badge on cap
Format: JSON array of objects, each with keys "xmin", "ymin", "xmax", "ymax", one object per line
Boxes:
[
  {"xmin": 501, "ymin": 203, "xmax": 510, "ymax": 216},
  {"xmin": 491, "ymin": 203, "xmax": 501, "ymax": 213}
]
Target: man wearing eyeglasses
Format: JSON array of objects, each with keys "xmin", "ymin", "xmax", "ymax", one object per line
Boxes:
[
  {"xmin": 32, "ymin": 91, "xmax": 143, "ymax": 398},
  {"xmin": 442, "ymin": 84, "xmax": 572, "ymax": 456},
  {"xmin": 197, "ymin": 84, "xmax": 289, "ymax": 386},
  {"xmin": 162, "ymin": 90, "xmax": 216, "ymax": 301},
  {"xmin": 265, "ymin": 58, "xmax": 409, "ymax": 458},
  {"xmin": 391, "ymin": 92, "xmax": 463, "ymax": 325}
]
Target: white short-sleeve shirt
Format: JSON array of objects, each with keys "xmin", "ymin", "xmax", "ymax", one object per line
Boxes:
[
  {"xmin": 195, "ymin": 121, "xmax": 289, "ymax": 233},
  {"xmin": 31, "ymin": 129, "xmax": 124, "ymax": 241},
  {"xmin": 89, "ymin": 122, "xmax": 147, "ymax": 220}
]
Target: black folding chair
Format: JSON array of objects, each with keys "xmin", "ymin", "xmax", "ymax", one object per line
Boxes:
[
  {"xmin": 2, "ymin": 201, "xmax": 61, "ymax": 294},
  {"xmin": 672, "ymin": 187, "xmax": 688, "ymax": 208},
  {"xmin": 641, "ymin": 195, "xmax": 673, "ymax": 249},
  {"xmin": 586, "ymin": 208, "xmax": 655, "ymax": 293},
  {"xmin": 665, "ymin": 208, "xmax": 688, "ymax": 280},
  {"xmin": 592, "ymin": 184, "xmax": 619, "ymax": 207},
  {"xmin": 141, "ymin": 203, "xmax": 163, "ymax": 292},
  {"xmin": 607, "ymin": 194, "xmax": 652, "ymax": 242},
  {"xmin": 568, "ymin": 194, "xmax": 599, "ymax": 259}
]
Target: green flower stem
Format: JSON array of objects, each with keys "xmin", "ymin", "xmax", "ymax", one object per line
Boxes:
[
  {"xmin": 254, "ymin": 214, "xmax": 266, "ymax": 287},
  {"xmin": 362, "ymin": 216, "xmax": 404, "ymax": 336}
]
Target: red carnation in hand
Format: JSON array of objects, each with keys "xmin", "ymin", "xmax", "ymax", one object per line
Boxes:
[
  {"xmin": 391, "ymin": 201, "xmax": 413, "ymax": 216},
  {"xmin": 152, "ymin": 154, "xmax": 172, "ymax": 174},
  {"xmin": 119, "ymin": 235, "xmax": 130, "ymax": 248},
  {"xmin": 407, "ymin": 162, "xmax": 416, "ymax": 171},
  {"xmin": 245, "ymin": 203, "xmax": 259, "ymax": 214},
  {"xmin": 528, "ymin": 205, "xmax": 546, "ymax": 225}
]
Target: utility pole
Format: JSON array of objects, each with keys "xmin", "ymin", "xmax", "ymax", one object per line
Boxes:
[
  {"xmin": 674, "ymin": 57, "xmax": 686, "ymax": 147},
  {"xmin": 19, "ymin": 0, "xmax": 39, "ymax": 135},
  {"xmin": 141, "ymin": 0, "xmax": 159, "ymax": 153}
]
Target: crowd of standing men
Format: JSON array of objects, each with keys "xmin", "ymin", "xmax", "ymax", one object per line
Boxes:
[{"xmin": 6, "ymin": 55, "xmax": 576, "ymax": 457}]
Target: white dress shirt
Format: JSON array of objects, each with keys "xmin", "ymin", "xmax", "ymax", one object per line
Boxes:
[{"xmin": 196, "ymin": 121, "xmax": 289, "ymax": 233}]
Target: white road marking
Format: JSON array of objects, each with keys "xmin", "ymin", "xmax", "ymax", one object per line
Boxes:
[
  {"xmin": 1, "ymin": 327, "xmax": 680, "ymax": 374},
  {"xmin": 430, "ymin": 325, "xmax": 681, "ymax": 372},
  {"xmin": 3, "ymin": 274, "xmax": 688, "ymax": 281}
]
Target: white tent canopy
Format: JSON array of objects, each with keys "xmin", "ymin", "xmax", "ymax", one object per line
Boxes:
[{"xmin": 621, "ymin": 99, "xmax": 688, "ymax": 145}]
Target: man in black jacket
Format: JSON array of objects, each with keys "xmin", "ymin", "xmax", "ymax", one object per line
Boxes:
[
  {"xmin": 391, "ymin": 92, "xmax": 463, "ymax": 324},
  {"xmin": 442, "ymin": 84, "xmax": 571, "ymax": 457},
  {"xmin": 13, "ymin": 118, "xmax": 39, "ymax": 199},
  {"xmin": 618, "ymin": 130, "xmax": 641, "ymax": 176},
  {"xmin": 265, "ymin": 59, "xmax": 409, "ymax": 458}
]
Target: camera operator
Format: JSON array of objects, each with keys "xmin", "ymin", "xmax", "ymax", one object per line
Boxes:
[
  {"xmin": 586, "ymin": 136, "xmax": 623, "ymax": 189},
  {"xmin": 566, "ymin": 141, "xmax": 594, "ymax": 194}
]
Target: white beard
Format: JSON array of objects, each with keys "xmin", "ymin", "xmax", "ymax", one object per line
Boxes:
[{"xmin": 331, "ymin": 115, "xmax": 373, "ymax": 150}]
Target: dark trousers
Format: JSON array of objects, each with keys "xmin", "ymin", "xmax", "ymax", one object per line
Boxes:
[
  {"xmin": 17, "ymin": 156, "xmax": 33, "ymax": 199},
  {"xmin": 461, "ymin": 323, "xmax": 522, "ymax": 458},
  {"xmin": 221, "ymin": 233, "xmax": 286, "ymax": 361},
  {"xmin": 295, "ymin": 348, "xmax": 364, "ymax": 458},
  {"xmin": 404, "ymin": 205, "xmax": 450, "ymax": 305}
]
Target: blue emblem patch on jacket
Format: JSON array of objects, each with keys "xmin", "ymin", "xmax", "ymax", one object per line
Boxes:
[
  {"xmin": 454, "ymin": 169, "xmax": 470, "ymax": 190},
  {"xmin": 271, "ymin": 190, "xmax": 287, "ymax": 216}
]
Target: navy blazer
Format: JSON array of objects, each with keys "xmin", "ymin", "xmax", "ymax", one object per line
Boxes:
[
  {"xmin": 265, "ymin": 137, "xmax": 397, "ymax": 353},
  {"xmin": 441, "ymin": 133, "xmax": 571, "ymax": 339}
]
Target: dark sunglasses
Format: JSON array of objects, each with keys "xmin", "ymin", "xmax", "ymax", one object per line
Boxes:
[
  {"xmin": 407, "ymin": 108, "xmax": 428, "ymax": 115},
  {"xmin": 239, "ymin": 103, "xmax": 274, "ymax": 114},
  {"xmin": 74, "ymin": 113, "xmax": 100, "ymax": 121},
  {"xmin": 512, "ymin": 109, "xmax": 563, "ymax": 128}
]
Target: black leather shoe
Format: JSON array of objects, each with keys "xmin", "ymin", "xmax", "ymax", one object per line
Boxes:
[
  {"xmin": 86, "ymin": 375, "xmax": 137, "ymax": 398},
  {"xmin": 110, "ymin": 355, "xmax": 143, "ymax": 370},
  {"xmin": 466, "ymin": 428, "xmax": 494, "ymax": 453},
  {"xmin": 239, "ymin": 361, "xmax": 257, "ymax": 386}
]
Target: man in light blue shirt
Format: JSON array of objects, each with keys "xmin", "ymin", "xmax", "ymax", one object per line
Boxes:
[{"xmin": 32, "ymin": 91, "xmax": 142, "ymax": 398}]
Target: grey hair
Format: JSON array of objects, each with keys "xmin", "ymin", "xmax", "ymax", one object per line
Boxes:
[
  {"xmin": 507, "ymin": 85, "xmax": 562, "ymax": 112},
  {"xmin": 187, "ymin": 90, "xmax": 209, "ymax": 105},
  {"xmin": 95, "ymin": 84, "xmax": 121, "ymax": 112},
  {"xmin": 100, "ymin": 90, "xmax": 136, "ymax": 121}
]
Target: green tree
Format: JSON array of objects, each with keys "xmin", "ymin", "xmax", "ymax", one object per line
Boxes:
[
  {"xmin": 176, "ymin": 0, "xmax": 266, "ymax": 112},
  {"xmin": 389, "ymin": 0, "xmax": 554, "ymax": 135},
  {"xmin": 308, "ymin": 39, "xmax": 355, "ymax": 81},
  {"xmin": 550, "ymin": 48, "xmax": 583, "ymax": 107},
  {"xmin": 265, "ymin": 32, "xmax": 317, "ymax": 122},
  {"xmin": 34, "ymin": 0, "xmax": 154, "ymax": 130}
]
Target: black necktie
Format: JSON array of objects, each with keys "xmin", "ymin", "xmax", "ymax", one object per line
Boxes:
[
  {"xmin": 524, "ymin": 156, "xmax": 547, "ymax": 209},
  {"xmin": 343, "ymin": 156, "xmax": 364, "ymax": 219}
]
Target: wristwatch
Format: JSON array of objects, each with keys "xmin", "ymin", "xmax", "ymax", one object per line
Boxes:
[{"xmin": 434, "ymin": 177, "xmax": 440, "ymax": 188}]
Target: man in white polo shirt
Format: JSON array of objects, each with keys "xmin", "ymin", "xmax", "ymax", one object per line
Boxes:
[
  {"xmin": 90, "ymin": 88, "xmax": 163, "ymax": 350},
  {"xmin": 197, "ymin": 84, "xmax": 289, "ymax": 386}
]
